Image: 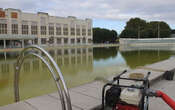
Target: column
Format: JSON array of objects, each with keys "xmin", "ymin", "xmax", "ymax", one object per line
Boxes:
[
  {"xmin": 38, "ymin": 38, "xmax": 41, "ymax": 45},
  {"xmin": 61, "ymin": 38, "xmax": 64, "ymax": 45},
  {"xmin": 75, "ymin": 38, "xmax": 77, "ymax": 45},
  {"xmin": 75, "ymin": 24, "xmax": 77, "ymax": 45},
  {"xmin": 68, "ymin": 23, "xmax": 71, "ymax": 37},
  {"xmin": 28, "ymin": 22, "xmax": 31, "ymax": 35},
  {"xmin": 68, "ymin": 38, "xmax": 71, "ymax": 45},
  {"xmin": 86, "ymin": 38, "xmax": 88, "ymax": 44},
  {"xmin": 18, "ymin": 21, "xmax": 22, "ymax": 35},
  {"xmin": 22, "ymin": 40, "xmax": 24, "ymax": 48},
  {"xmin": 54, "ymin": 37, "xmax": 57, "ymax": 46},
  {"xmin": 4, "ymin": 52, "xmax": 6, "ymax": 61},
  {"xmin": 4, "ymin": 40, "xmax": 6, "ymax": 49},
  {"xmin": 80, "ymin": 38, "xmax": 83, "ymax": 44}
]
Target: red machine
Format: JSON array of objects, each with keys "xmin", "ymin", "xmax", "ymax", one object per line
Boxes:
[{"xmin": 102, "ymin": 70, "xmax": 175, "ymax": 110}]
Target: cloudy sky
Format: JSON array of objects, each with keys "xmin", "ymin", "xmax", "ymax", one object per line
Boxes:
[{"xmin": 0, "ymin": 0, "xmax": 175, "ymax": 33}]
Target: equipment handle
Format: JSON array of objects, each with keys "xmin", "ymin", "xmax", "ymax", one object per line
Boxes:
[
  {"xmin": 113, "ymin": 70, "xmax": 127, "ymax": 81},
  {"xmin": 144, "ymin": 72, "xmax": 151, "ymax": 81}
]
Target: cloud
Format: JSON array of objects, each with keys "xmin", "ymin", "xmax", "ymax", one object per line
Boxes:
[{"xmin": 0, "ymin": 0, "xmax": 175, "ymax": 27}]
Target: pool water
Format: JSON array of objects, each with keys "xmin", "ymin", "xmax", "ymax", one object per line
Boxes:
[{"xmin": 0, "ymin": 46, "xmax": 174, "ymax": 106}]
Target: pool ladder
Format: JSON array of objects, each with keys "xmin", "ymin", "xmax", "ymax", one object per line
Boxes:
[{"xmin": 14, "ymin": 45, "xmax": 72, "ymax": 110}]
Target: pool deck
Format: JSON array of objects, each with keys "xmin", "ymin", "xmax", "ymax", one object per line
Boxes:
[{"xmin": 1, "ymin": 57, "xmax": 175, "ymax": 110}]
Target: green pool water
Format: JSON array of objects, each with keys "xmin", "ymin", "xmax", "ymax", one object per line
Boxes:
[{"xmin": 0, "ymin": 46, "xmax": 174, "ymax": 106}]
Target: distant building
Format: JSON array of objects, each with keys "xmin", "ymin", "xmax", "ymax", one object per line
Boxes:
[{"xmin": 0, "ymin": 8, "xmax": 93, "ymax": 49}]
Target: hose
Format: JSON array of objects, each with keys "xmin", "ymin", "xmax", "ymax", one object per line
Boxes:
[{"xmin": 156, "ymin": 90, "xmax": 175, "ymax": 110}]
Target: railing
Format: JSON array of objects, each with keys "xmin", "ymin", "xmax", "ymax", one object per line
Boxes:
[{"xmin": 14, "ymin": 45, "xmax": 72, "ymax": 110}]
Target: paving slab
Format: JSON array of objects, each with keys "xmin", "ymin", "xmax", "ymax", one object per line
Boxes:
[
  {"xmin": 146, "ymin": 57, "xmax": 175, "ymax": 71},
  {"xmin": 70, "ymin": 81, "xmax": 104, "ymax": 100},
  {"xmin": 0, "ymin": 102, "xmax": 36, "ymax": 110},
  {"xmin": 49, "ymin": 90, "xmax": 101, "ymax": 110},
  {"xmin": 26, "ymin": 94, "xmax": 81, "ymax": 110}
]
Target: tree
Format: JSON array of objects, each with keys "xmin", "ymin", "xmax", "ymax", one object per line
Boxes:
[
  {"xmin": 120, "ymin": 18, "xmax": 171, "ymax": 38},
  {"xmin": 93, "ymin": 47, "xmax": 118, "ymax": 61},
  {"xmin": 93, "ymin": 28, "xmax": 118, "ymax": 43},
  {"xmin": 120, "ymin": 18, "xmax": 147, "ymax": 38}
]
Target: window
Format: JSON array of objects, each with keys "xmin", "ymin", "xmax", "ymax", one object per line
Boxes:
[
  {"xmin": 71, "ymin": 39, "xmax": 75, "ymax": 44},
  {"xmin": 88, "ymin": 39, "xmax": 92, "ymax": 43},
  {"xmin": 64, "ymin": 38, "xmax": 68, "ymax": 44},
  {"xmin": 70, "ymin": 23, "xmax": 75, "ymax": 36},
  {"xmin": 11, "ymin": 12, "xmax": 18, "ymax": 18},
  {"xmin": 83, "ymin": 38, "xmax": 86, "ymax": 43},
  {"xmin": 31, "ymin": 21, "xmax": 38, "ymax": 35},
  {"xmin": 34, "ymin": 38, "xmax": 38, "ymax": 44},
  {"xmin": 21, "ymin": 21, "xmax": 28, "ymax": 35},
  {"xmin": 0, "ymin": 23, "xmax": 7, "ymax": 34},
  {"xmin": 41, "ymin": 38, "xmax": 46, "ymax": 44},
  {"xmin": 49, "ymin": 23, "xmax": 54, "ymax": 35},
  {"xmin": 40, "ymin": 17, "xmax": 46, "ymax": 35},
  {"xmin": 56, "ymin": 23, "xmax": 61, "ymax": 35},
  {"xmin": 88, "ymin": 24, "xmax": 91, "ymax": 36},
  {"xmin": 12, "ymin": 24, "xmax": 18, "ymax": 34},
  {"xmin": 22, "ymin": 25, "xmax": 28, "ymax": 35},
  {"xmin": 88, "ymin": 29, "xmax": 91, "ymax": 36},
  {"xmin": 63, "ymin": 24, "xmax": 68, "ymax": 35},
  {"xmin": 77, "ymin": 38, "xmax": 80, "ymax": 43},
  {"xmin": 49, "ymin": 37, "xmax": 54, "ymax": 44},
  {"xmin": 31, "ymin": 25, "xmax": 37, "ymax": 35},
  {"xmin": 82, "ymin": 25, "xmax": 86, "ymax": 36},
  {"xmin": 0, "ymin": 11, "xmax": 5, "ymax": 18},
  {"xmin": 57, "ymin": 38, "xmax": 61, "ymax": 44},
  {"xmin": 40, "ymin": 26, "xmax": 46, "ymax": 35},
  {"xmin": 76, "ymin": 25, "xmax": 80, "ymax": 36}
]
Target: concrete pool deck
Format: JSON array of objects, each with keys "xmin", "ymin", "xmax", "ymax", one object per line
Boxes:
[{"xmin": 1, "ymin": 57, "xmax": 175, "ymax": 110}]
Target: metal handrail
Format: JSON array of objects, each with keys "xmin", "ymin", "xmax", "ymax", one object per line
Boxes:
[{"xmin": 14, "ymin": 45, "xmax": 72, "ymax": 110}]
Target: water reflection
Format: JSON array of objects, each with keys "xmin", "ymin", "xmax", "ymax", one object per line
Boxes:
[
  {"xmin": 0, "ymin": 46, "xmax": 175, "ymax": 106},
  {"xmin": 93, "ymin": 47, "xmax": 118, "ymax": 60},
  {"xmin": 120, "ymin": 50, "xmax": 174, "ymax": 69},
  {"xmin": 0, "ymin": 47, "xmax": 94, "ymax": 106}
]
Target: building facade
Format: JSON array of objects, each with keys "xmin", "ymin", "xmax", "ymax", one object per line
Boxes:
[{"xmin": 0, "ymin": 8, "xmax": 93, "ymax": 48}]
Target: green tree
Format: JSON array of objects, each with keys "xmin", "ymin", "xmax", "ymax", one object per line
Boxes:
[
  {"xmin": 93, "ymin": 28, "xmax": 118, "ymax": 43},
  {"xmin": 120, "ymin": 18, "xmax": 171, "ymax": 38},
  {"xmin": 120, "ymin": 18, "xmax": 147, "ymax": 38}
]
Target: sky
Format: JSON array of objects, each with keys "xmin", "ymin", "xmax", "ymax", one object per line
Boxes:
[{"xmin": 0, "ymin": 0, "xmax": 175, "ymax": 33}]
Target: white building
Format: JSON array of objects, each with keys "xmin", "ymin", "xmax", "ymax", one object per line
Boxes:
[{"xmin": 0, "ymin": 8, "xmax": 93, "ymax": 48}]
